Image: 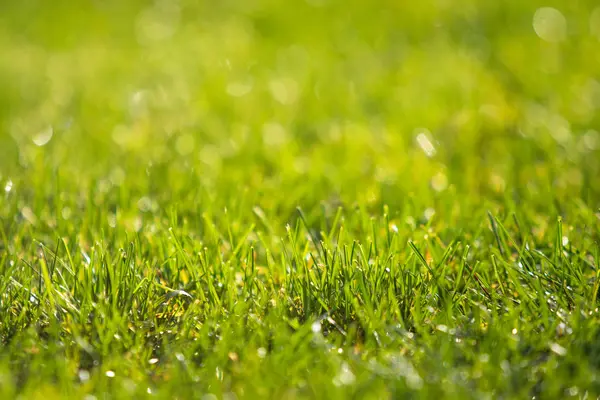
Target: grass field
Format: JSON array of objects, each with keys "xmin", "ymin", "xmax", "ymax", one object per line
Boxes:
[{"xmin": 1, "ymin": 0, "xmax": 600, "ymax": 398}]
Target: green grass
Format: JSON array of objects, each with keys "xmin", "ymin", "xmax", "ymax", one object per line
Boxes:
[{"xmin": 1, "ymin": 0, "xmax": 600, "ymax": 398}]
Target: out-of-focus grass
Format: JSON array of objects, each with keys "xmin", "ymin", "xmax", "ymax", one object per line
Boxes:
[{"xmin": 1, "ymin": 1, "xmax": 599, "ymax": 399}]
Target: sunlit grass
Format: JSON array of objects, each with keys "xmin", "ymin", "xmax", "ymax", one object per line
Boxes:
[{"xmin": 1, "ymin": 1, "xmax": 600, "ymax": 398}]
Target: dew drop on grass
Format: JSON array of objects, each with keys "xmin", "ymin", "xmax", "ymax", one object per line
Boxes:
[
  {"xmin": 582, "ymin": 130, "xmax": 599, "ymax": 150},
  {"xmin": 78, "ymin": 370, "xmax": 90, "ymax": 382},
  {"xmin": 137, "ymin": 197, "xmax": 153, "ymax": 212},
  {"xmin": 21, "ymin": 207, "xmax": 37, "ymax": 225},
  {"xmin": 4, "ymin": 180, "xmax": 13, "ymax": 193},
  {"xmin": 105, "ymin": 370, "xmax": 116, "ymax": 378},
  {"xmin": 165, "ymin": 289, "xmax": 193, "ymax": 300},
  {"xmin": 61, "ymin": 207, "xmax": 72, "ymax": 220},
  {"xmin": 431, "ymin": 172, "xmax": 448, "ymax": 192},
  {"xmin": 269, "ymin": 78, "xmax": 299, "ymax": 105},
  {"xmin": 415, "ymin": 129, "xmax": 436, "ymax": 157},
  {"xmin": 32, "ymin": 126, "xmax": 53, "ymax": 146},
  {"xmin": 262, "ymin": 122, "xmax": 288, "ymax": 148},
  {"xmin": 81, "ymin": 250, "xmax": 91, "ymax": 265},
  {"xmin": 148, "ymin": 358, "xmax": 159, "ymax": 365},
  {"xmin": 311, "ymin": 321, "xmax": 322, "ymax": 333},
  {"xmin": 132, "ymin": 216, "xmax": 143, "ymax": 232},
  {"xmin": 533, "ymin": 7, "xmax": 567, "ymax": 42},
  {"xmin": 423, "ymin": 208, "xmax": 435, "ymax": 221},
  {"xmin": 333, "ymin": 362, "xmax": 355, "ymax": 386},
  {"xmin": 107, "ymin": 213, "xmax": 117, "ymax": 228},
  {"xmin": 556, "ymin": 322, "xmax": 572, "ymax": 337},
  {"xmin": 550, "ymin": 342, "xmax": 567, "ymax": 356},
  {"xmin": 257, "ymin": 347, "xmax": 267, "ymax": 358}
]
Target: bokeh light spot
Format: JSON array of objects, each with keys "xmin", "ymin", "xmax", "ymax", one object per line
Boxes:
[{"xmin": 533, "ymin": 7, "xmax": 567, "ymax": 43}]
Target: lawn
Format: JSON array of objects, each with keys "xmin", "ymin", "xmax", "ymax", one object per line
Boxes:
[{"xmin": 1, "ymin": 0, "xmax": 600, "ymax": 398}]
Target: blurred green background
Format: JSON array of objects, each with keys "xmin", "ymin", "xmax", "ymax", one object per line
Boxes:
[
  {"xmin": 1, "ymin": 1, "xmax": 600, "ymax": 398},
  {"xmin": 1, "ymin": 0, "xmax": 599, "ymax": 227}
]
